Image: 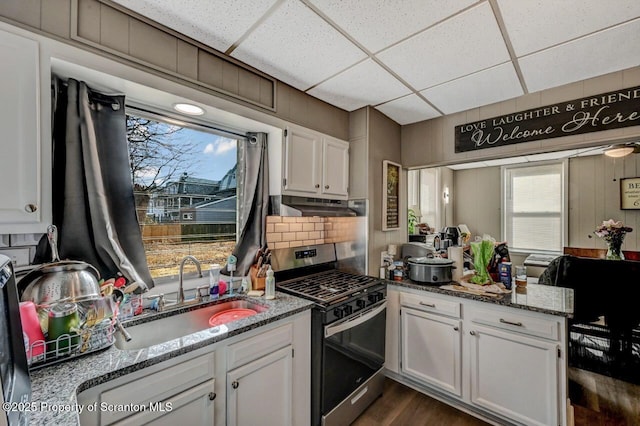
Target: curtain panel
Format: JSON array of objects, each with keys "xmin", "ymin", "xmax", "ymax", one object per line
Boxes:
[{"xmin": 35, "ymin": 77, "xmax": 154, "ymax": 290}]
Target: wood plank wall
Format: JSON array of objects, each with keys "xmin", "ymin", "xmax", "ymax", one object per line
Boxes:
[{"xmin": 568, "ymin": 154, "xmax": 640, "ymax": 251}]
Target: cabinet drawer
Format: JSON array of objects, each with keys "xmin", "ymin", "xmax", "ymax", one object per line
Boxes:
[
  {"xmin": 227, "ymin": 323, "xmax": 293, "ymax": 370},
  {"xmin": 100, "ymin": 353, "xmax": 215, "ymax": 425},
  {"xmin": 469, "ymin": 307, "xmax": 560, "ymax": 341},
  {"xmin": 400, "ymin": 292, "xmax": 460, "ymax": 318}
]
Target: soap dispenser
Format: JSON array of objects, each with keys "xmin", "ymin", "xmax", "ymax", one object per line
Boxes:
[{"xmin": 265, "ymin": 265, "xmax": 275, "ymax": 300}]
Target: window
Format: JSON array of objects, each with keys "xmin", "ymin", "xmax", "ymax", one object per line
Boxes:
[
  {"xmin": 127, "ymin": 112, "xmax": 240, "ymax": 280},
  {"xmin": 408, "ymin": 167, "xmax": 443, "ymax": 231},
  {"xmin": 502, "ymin": 162, "xmax": 567, "ymax": 253}
]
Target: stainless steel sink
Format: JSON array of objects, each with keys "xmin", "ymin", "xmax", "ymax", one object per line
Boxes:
[{"xmin": 114, "ymin": 299, "xmax": 267, "ymax": 350}]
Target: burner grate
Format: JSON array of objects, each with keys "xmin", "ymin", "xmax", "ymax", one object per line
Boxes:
[{"xmin": 277, "ymin": 270, "xmax": 379, "ymax": 304}]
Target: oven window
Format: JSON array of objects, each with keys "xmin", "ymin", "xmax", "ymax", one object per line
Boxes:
[{"xmin": 322, "ymin": 305, "xmax": 386, "ymax": 412}]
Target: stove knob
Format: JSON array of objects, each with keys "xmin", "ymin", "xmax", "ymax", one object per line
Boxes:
[
  {"xmin": 369, "ymin": 292, "xmax": 383, "ymax": 303},
  {"xmin": 343, "ymin": 305, "xmax": 353, "ymax": 315},
  {"xmin": 333, "ymin": 307, "xmax": 345, "ymax": 319},
  {"xmin": 356, "ymin": 299, "xmax": 367, "ymax": 309}
]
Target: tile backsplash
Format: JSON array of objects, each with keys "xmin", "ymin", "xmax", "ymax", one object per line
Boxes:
[
  {"xmin": 0, "ymin": 233, "xmax": 41, "ymax": 266},
  {"xmin": 266, "ymin": 216, "xmax": 362, "ymax": 249}
]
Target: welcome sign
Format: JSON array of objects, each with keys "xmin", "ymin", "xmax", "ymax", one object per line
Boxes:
[{"xmin": 455, "ymin": 85, "xmax": 640, "ymax": 153}]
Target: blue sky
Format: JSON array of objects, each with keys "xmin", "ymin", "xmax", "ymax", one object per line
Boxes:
[
  {"xmin": 173, "ymin": 127, "xmax": 237, "ymax": 181},
  {"xmin": 129, "ymin": 115, "xmax": 238, "ymax": 187}
]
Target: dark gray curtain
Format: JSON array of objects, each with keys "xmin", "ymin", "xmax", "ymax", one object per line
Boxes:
[
  {"xmin": 35, "ymin": 77, "xmax": 153, "ymax": 290},
  {"xmin": 224, "ymin": 132, "xmax": 269, "ymax": 276}
]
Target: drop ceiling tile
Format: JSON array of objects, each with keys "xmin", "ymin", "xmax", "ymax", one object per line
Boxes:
[
  {"xmin": 307, "ymin": 59, "xmax": 411, "ymax": 111},
  {"xmin": 375, "ymin": 94, "xmax": 441, "ymax": 125},
  {"xmin": 111, "ymin": 0, "xmax": 277, "ymax": 52},
  {"xmin": 231, "ymin": 0, "xmax": 366, "ymax": 91},
  {"xmin": 421, "ymin": 62, "xmax": 523, "ymax": 114},
  {"xmin": 497, "ymin": 0, "xmax": 640, "ymax": 56},
  {"xmin": 520, "ymin": 18, "xmax": 640, "ymax": 93},
  {"xmin": 308, "ymin": 0, "xmax": 476, "ymax": 53},
  {"xmin": 376, "ymin": 2, "xmax": 510, "ymax": 91}
]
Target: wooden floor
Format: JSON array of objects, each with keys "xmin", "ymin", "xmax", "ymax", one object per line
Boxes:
[
  {"xmin": 352, "ymin": 379, "xmax": 488, "ymax": 426},
  {"xmin": 353, "ymin": 369, "xmax": 640, "ymax": 426},
  {"xmin": 569, "ymin": 367, "xmax": 640, "ymax": 426}
]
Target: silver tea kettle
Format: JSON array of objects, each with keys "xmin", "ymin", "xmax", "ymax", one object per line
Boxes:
[{"xmin": 19, "ymin": 225, "xmax": 101, "ymax": 306}]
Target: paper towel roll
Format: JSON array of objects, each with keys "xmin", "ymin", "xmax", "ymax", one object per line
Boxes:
[{"xmin": 448, "ymin": 246, "xmax": 464, "ymax": 282}]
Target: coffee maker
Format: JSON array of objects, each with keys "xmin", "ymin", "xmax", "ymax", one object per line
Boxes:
[{"xmin": 441, "ymin": 226, "xmax": 461, "ymax": 246}]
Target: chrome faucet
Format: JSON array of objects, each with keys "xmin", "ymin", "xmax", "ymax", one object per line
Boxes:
[{"xmin": 179, "ymin": 255, "xmax": 202, "ymax": 304}]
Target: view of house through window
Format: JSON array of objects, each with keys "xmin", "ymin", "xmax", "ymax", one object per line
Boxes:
[{"xmin": 127, "ymin": 113, "xmax": 239, "ymax": 280}]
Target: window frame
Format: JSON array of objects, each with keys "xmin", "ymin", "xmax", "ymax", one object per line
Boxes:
[
  {"xmin": 500, "ymin": 159, "xmax": 568, "ymax": 255},
  {"xmin": 124, "ymin": 105, "xmax": 242, "ymax": 284}
]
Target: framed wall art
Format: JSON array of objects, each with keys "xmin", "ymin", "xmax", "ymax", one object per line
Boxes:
[
  {"xmin": 382, "ymin": 160, "xmax": 401, "ymax": 231},
  {"xmin": 621, "ymin": 177, "xmax": 640, "ymax": 210}
]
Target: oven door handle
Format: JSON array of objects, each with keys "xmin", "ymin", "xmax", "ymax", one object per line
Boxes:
[{"xmin": 324, "ymin": 301, "xmax": 386, "ymax": 338}]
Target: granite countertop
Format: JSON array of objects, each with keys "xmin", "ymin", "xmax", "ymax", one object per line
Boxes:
[
  {"xmin": 27, "ymin": 292, "xmax": 313, "ymax": 426},
  {"xmin": 388, "ymin": 279, "xmax": 574, "ymax": 317}
]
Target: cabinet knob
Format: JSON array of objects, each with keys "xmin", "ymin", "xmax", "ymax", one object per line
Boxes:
[
  {"xmin": 315, "ymin": 184, "xmax": 320, "ymax": 188},
  {"xmin": 453, "ymin": 326, "xmax": 459, "ymax": 331},
  {"xmin": 325, "ymin": 185, "xmax": 330, "ymax": 189},
  {"xmin": 470, "ymin": 331, "xmax": 476, "ymax": 336},
  {"xmin": 25, "ymin": 204, "xmax": 38, "ymax": 213},
  {"xmin": 208, "ymin": 392, "xmax": 216, "ymax": 401},
  {"xmin": 232, "ymin": 380, "xmax": 239, "ymax": 389}
]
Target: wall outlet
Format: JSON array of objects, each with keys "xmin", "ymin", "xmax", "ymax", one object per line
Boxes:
[{"xmin": 380, "ymin": 251, "xmax": 388, "ymax": 268}]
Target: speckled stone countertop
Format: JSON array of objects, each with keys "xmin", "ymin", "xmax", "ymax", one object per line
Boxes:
[
  {"xmin": 388, "ymin": 280, "xmax": 574, "ymax": 317},
  {"xmin": 27, "ymin": 292, "xmax": 313, "ymax": 426}
]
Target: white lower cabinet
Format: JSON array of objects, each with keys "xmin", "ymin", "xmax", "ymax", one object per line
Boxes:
[
  {"xmin": 468, "ymin": 325, "xmax": 559, "ymax": 426},
  {"xmin": 393, "ymin": 287, "xmax": 567, "ymax": 426},
  {"xmin": 118, "ymin": 379, "xmax": 215, "ymax": 426},
  {"xmin": 401, "ymin": 308, "xmax": 462, "ymax": 397},
  {"xmin": 77, "ymin": 311, "xmax": 310, "ymax": 426},
  {"xmin": 227, "ymin": 346, "xmax": 293, "ymax": 426}
]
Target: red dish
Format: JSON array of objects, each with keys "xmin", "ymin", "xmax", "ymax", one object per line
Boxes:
[{"xmin": 208, "ymin": 308, "xmax": 257, "ymax": 327}]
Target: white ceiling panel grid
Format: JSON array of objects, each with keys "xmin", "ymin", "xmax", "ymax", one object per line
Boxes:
[
  {"xmin": 375, "ymin": 94, "xmax": 441, "ymax": 125},
  {"xmin": 307, "ymin": 0, "xmax": 477, "ymax": 53},
  {"xmin": 376, "ymin": 2, "xmax": 511, "ymax": 90},
  {"xmin": 307, "ymin": 59, "xmax": 412, "ymax": 111},
  {"xmin": 110, "ymin": 0, "xmax": 640, "ymax": 126},
  {"xmin": 230, "ymin": 0, "xmax": 367, "ymax": 91},
  {"xmin": 111, "ymin": 0, "xmax": 278, "ymax": 52},
  {"xmin": 421, "ymin": 62, "xmax": 523, "ymax": 114},
  {"xmin": 497, "ymin": 0, "xmax": 640, "ymax": 56},
  {"xmin": 519, "ymin": 18, "xmax": 640, "ymax": 93}
]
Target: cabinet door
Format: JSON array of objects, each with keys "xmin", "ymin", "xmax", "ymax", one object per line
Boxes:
[
  {"xmin": 115, "ymin": 379, "xmax": 215, "ymax": 426},
  {"xmin": 0, "ymin": 29, "xmax": 42, "ymax": 233},
  {"xmin": 469, "ymin": 325, "xmax": 559, "ymax": 426},
  {"xmin": 283, "ymin": 127, "xmax": 320, "ymax": 195},
  {"xmin": 321, "ymin": 137, "xmax": 349, "ymax": 199},
  {"xmin": 401, "ymin": 308, "xmax": 462, "ymax": 396},
  {"xmin": 227, "ymin": 345, "xmax": 293, "ymax": 426}
]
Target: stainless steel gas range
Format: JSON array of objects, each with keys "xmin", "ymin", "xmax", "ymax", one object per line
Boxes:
[{"xmin": 272, "ymin": 244, "xmax": 386, "ymax": 426}]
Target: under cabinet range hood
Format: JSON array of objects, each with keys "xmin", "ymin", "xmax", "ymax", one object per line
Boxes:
[{"xmin": 271, "ymin": 196, "xmax": 362, "ymax": 217}]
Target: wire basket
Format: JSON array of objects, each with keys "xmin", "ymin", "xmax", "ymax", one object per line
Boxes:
[{"xmin": 27, "ymin": 318, "xmax": 115, "ymax": 369}]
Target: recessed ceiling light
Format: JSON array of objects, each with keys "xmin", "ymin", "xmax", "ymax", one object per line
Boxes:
[
  {"xmin": 604, "ymin": 144, "xmax": 635, "ymax": 158},
  {"xmin": 173, "ymin": 103, "xmax": 204, "ymax": 115}
]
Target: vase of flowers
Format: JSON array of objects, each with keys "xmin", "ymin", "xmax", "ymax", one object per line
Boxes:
[{"xmin": 595, "ymin": 219, "xmax": 633, "ymax": 260}]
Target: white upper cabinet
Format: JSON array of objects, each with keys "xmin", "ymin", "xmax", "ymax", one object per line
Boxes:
[
  {"xmin": 280, "ymin": 125, "xmax": 349, "ymax": 200},
  {"xmin": 283, "ymin": 126, "xmax": 321, "ymax": 195},
  {"xmin": 321, "ymin": 136, "xmax": 349, "ymax": 198},
  {"xmin": 0, "ymin": 29, "xmax": 48, "ymax": 234}
]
